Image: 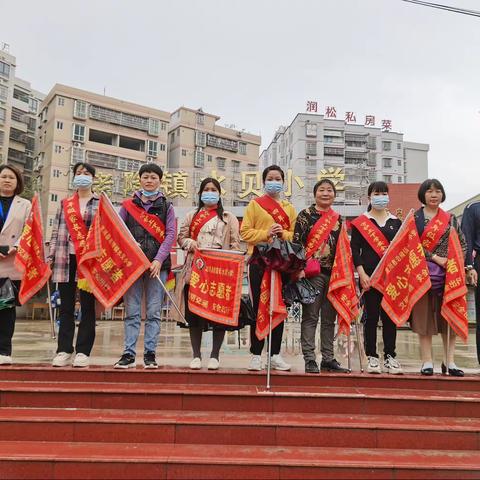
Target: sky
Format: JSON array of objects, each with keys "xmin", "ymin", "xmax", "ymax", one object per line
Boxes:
[{"xmin": 1, "ymin": 0, "xmax": 479, "ymax": 208}]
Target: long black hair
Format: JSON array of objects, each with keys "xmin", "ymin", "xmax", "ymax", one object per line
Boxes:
[
  {"xmin": 367, "ymin": 181, "xmax": 389, "ymax": 211},
  {"xmin": 196, "ymin": 177, "xmax": 225, "ymax": 221}
]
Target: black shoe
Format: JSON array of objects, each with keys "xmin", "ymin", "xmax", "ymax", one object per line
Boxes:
[
  {"xmin": 420, "ymin": 366, "xmax": 433, "ymax": 376},
  {"xmin": 144, "ymin": 351, "xmax": 158, "ymax": 369},
  {"xmin": 114, "ymin": 353, "xmax": 136, "ymax": 369},
  {"xmin": 305, "ymin": 360, "xmax": 320, "ymax": 374},
  {"xmin": 321, "ymin": 359, "xmax": 350, "ymax": 373},
  {"xmin": 441, "ymin": 363, "xmax": 464, "ymax": 377}
]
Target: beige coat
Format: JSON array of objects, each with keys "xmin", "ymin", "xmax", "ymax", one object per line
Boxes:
[
  {"xmin": 173, "ymin": 210, "xmax": 241, "ymax": 323},
  {"xmin": 0, "ymin": 196, "xmax": 32, "ymax": 280}
]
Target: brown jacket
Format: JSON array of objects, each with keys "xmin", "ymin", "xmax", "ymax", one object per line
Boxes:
[
  {"xmin": 0, "ymin": 196, "xmax": 32, "ymax": 280},
  {"xmin": 173, "ymin": 209, "xmax": 241, "ymax": 322}
]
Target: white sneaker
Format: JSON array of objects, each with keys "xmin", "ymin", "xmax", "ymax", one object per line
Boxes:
[
  {"xmin": 73, "ymin": 353, "xmax": 89, "ymax": 368},
  {"xmin": 367, "ymin": 356, "xmax": 381, "ymax": 374},
  {"xmin": 52, "ymin": 352, "xmax": 72, "ymax": 367},
  {"xmin": 248, "ymin": 355, "xmax": 262, "ymax": 371},
  {"xmin": 0, "ymin": 354, "xmax": 12, "ymax": 365},
  {"xmin": 384, "ymin": 355, "xmax": 403, "ymax": 375},
  {"xmin": 207, "ymin": 358, "xmax": 219, "ymax": 370},
  {"xmin": 189, "ymin": 357, "xmax": 202, "ymax": 370},
  {"xmin": 270, "ymin": 354, "xmax": 291, "ymax": 371}
]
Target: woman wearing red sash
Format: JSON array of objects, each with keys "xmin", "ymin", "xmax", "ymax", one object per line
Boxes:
[
  {"xmin": 293, "ymin": 179, "xmax": 349, "ymax": 374},
  {"xmin": 412, "ymin": 179, "xmax": 467, "ymax": 376},
  {"xmin": 48, "ymin": 162, "xmax": 99, "ymax": 368},
  {"xmin": 351, "ymin": 182, "xmax": 403, "ymax": 375},
  {"xmin": 240, "ymin": 165, "xmax": 296, "ymax": 372},
  {"xmin": 176, "ymin": 178, "xmax": 240, "ymax": 370}
]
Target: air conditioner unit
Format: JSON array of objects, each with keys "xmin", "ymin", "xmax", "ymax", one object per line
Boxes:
[
  {"xmin": 146, "ymin": 156, "xmax": 154, "ymax": 162},
  {"xmin": 73, "ymin": 142, "xmax": 81, "ymax": 147}
]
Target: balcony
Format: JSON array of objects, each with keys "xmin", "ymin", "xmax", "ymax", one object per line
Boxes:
[{"xmin": 8, "ymin": 148, "xmax": 26, "ymax": 164}]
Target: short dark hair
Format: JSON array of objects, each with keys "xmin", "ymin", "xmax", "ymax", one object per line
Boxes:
[
  {"xmin": 262, "ymin": 165, "xmax": 285, "ymax": 183},
  {"xmin": 72, "ymin": 162, "xmax": 96, "ymax": 177},
  {"xmin": 139, "ymin": 163, "xmax": 163, "ymax": 180},
  {"xmin": 313, "ymin": 179, "xmax": 336, "ymax": 197},
  {"xmin": 418, "ymin": 178, "xmax": 446, "ymax": 204},
  {"xmin": 367, "ymin": 181, "xmax": 389, "ymax": 196},
  {"xmin": 0, "ymin": 164, "xmax": 24, "ymax": 195}
]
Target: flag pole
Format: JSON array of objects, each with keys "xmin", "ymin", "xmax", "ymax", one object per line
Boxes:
[
  {"xmin": 347, "ymin": 331, "xmax": 352, "ymax": 372},
  {"xmin": 155, "ymin": 273, "xmax": 187, "ymax": 324},
  {"xmin": 266, "ymin": 268, "xmax": 274, "ymax": 391},
  {"xmin": 355, "ymin": 310, "xmax": 364, "ymax": 372},
  {"xmin": 445, "ymin": 323, "xmax": 451, "ymax": 376},
  {"xmin": 46, "ymin": 282, "xmax": 56, "ymax": 339}
]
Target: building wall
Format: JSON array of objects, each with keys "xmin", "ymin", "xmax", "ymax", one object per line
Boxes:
[
  {"xmin": 261, "ymin": 113, "xmax": 429, "ymax": 218},
  {"xmin": 404, "ymin": 141, "xmax": 429, "ymax": 183},
  {"xmin": 35, "ymin": 84, "xmax": 170, "ymax": 238}
]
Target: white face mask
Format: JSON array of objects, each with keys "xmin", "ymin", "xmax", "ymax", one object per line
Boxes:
[{"xmin": 370, "ymin": 194, "xmax": 389, "ymax": 210}]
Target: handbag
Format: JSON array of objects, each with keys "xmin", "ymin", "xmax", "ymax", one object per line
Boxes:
[
  {"xmin": 304, "ymin": 258, "xmax": 321, "ymax": 278},
  {"xmin": 0, "ymin": 279, "xmax": 16, "ymax": 310}
]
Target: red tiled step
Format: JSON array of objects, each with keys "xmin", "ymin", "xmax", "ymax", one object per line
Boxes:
[
  {"xmin": 0, "ymin": 407, "xmax": 478, "ymax": 450},
  {"xmin": 1, "ymin": 381, "xmax": 480, "ymax": 417},
  {"xmin": 1, "ymin": 441, "xmax": 479, "ymax": 479},
  {"xmin": 1, "ymin": 365, "xmax": 479, "ymax": 392}
]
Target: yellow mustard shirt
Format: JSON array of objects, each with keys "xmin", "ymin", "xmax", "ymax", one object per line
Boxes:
[{"xmin": 240, "ymin": 198, "xmax": 297, "ymax": 255}]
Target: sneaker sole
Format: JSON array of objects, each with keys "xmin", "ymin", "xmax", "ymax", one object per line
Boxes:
[
  {"xmin": 247, "ymin": 367, "xmax": 262, "ymax": 371},
  {"xmin": 272, "ymin": 365, "xmax": 291, "ymax": 371},
  {"xmin": 144, "ymin": 364, "xmax": 158, "ymax": 369},
  {"xmin": 384, "ymin": 368, "xmax": 403, "ymax": 375},
  {"xmin": 73, "ymin": 364, "xmax": 89, "ymax": 368},
  {"xmin": 114, "ymin": 363, "xmax": 136, "ymax": 369},
  {"xmin": 367, "ymin": 368, "xmax": 382, "ymax": 374}
]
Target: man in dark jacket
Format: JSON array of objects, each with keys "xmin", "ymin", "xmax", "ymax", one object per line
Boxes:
[
  {"xmin": 461, "ymin": 200, "xmax": 480, "ymax": 364},
  {"xmin": 114, "ymin": 164, "xmax": 176, "ymax": 369}
]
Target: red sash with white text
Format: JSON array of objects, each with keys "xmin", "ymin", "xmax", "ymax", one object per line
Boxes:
[
  {"xmin": 351, "ymin": 215, "xmax": 390, "ymax": 257},
  {"xmin": 189, "ymin": 208, "xmax": 218, "ymax": 241},
  {"xmin": 305, "ymin": 209, "xmax": 340, "ymax": 258},
  {"xmin": 254, "ymin": 195, "xmax": 290, "ymax": 230},
  {"xmin": 122, "ymin": 198, "xmax": 165, "ymax": 244},
  {"xmin": 420, "ymin": 208, "xmax": 451, "ymax": 253}
]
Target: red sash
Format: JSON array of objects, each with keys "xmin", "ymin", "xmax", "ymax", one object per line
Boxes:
[
  {"xmin": 305, "ymin": 209, "xmax": 340, "ymax": 258},
  {"xmin": 63, "ymin": 193, "xmax": 90, "ymax": 287},
  {"xmin": 122, "ymin": 198, "xmax": 166, "ymax": 244},
  {"xmin": 63, "ymin": 193, "xmax": 89, "ymax": 257},
  {"xmin": 190, "ymin": 207, "xmax": 218, "ymax": 241},
  {"xmin": 351, "ymin": 215, "xmax": 390, "ymax": 257},
  {"xmin": 254, "ymin": 195, "xmax": 290, "ymax": 230},
  {"xmin": 421, "ymin": 208, "xmax": 451, "ymax": 253}
]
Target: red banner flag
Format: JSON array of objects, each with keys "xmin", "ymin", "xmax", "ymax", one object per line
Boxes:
[
  {"xmin": 441, "ymin": 229, "xmax": 468, "ymax": 342},
  {"xmin": 77, "ymin": 194, "xmax": 151, "ymax": 309},
  {"xmin": 14, "ymin": 194, "xmax": 51, "ymax": 305},
  {"xmin": 188, "ymin": 249, "xmax": 244, "ymax": 327},
  {"xmin": 327, "ymin": 223, "xmax": 359, "ymax": 335},
  {"xmin": 370, "ymin": 211, "xmax": 431, "ymax": 326}
]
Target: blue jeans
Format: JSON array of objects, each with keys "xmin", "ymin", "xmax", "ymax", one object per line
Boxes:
[{"xmin": 123, "ymin": 270, "xmax": 167, "ymax": 356}]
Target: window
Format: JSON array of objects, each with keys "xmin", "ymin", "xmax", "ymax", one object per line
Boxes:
[
  {"xmin": 382, "ymin": 157, "xmax": 392, "ymax": 168},
  {"xmin": 182, "ymin": 149, "xmax": 187, "ymax": 156},
  {"xmin": 53, "ymin": 169, "xmax": 61, "ymax": 178},
  {"xmin": 397, "ymin": 143, "xmax": 401, "ymax": 150},
  {"xmin": 196, "ymin": 113, "xmax": 204, "ymax": 125},
  {"xmin": 306, "ymin": 141, "xmax": 317, "ymax": 156},
  {"xmin": 0, "ymin": 61, "xmax": 10, "ymax": 78},
  {"xmin": 383, "ymin": 175, "xmax": 392, "ymax": 183},
  {"xmin": 0, "ymin": 85, "xmax": 8, "ymax": 102},
  {"xmin": 49, "ymin": 218, "xmax": 53, "ymax": 227},
  {"xmin": 217, "ymin": 157, "xmax": 226, "ymax": 170},
  {"xmin": 54, "ymin": 145, "xmax": 62, "ymax": 154},
  {"xmin": 71, "ymin": 146, "xmax": 85, "ymax": 164},
  {"xmin": 51, "ymin": 193, "xmax": 58, "ymax": 202},
  {"xmin": 382, "ymin": 141, "xmax": 392, "ymax": 151},
  {"xmin": 56, "ymin": 121, "xmax": 63, "ymax": 130},
  {"xmin": 159, "ymin": 143, "xmax": 166, "ymax": 151},
  {"xmin": 239, "ymin": 142, "xmax": 247, "ymax": 155},
  {"xmin": 0, "ymin": 130, "xmax": 4, "ymax": 145},
  {"xmin": 397, "ymin": 159, "xmax": 402, "ymax": 167},
  {"xmin": 194, "ymin": 148, "xmax": 204, "ymax": 168},
  {"xmin": 305, "ymin": 123, "xmax": 317, "ymax": 137},
  {"xmin": 232, "ymin": 160, "xmax": 240, "ymax": 173},
  {"xmin": 170, "ymin": 132, "xmax": 175, "ymax": 142},
  {"xmin": 195, "ymin": 131, "xmax": 206, "ymax": 147},
  {"xmin": 160, "ymin": 121, "xmax": 167, "ymax": 131},
  {"xmin": 73, "ymin": 123, "xmax": 85, "ymax": 142},
  {"xmin": 57, "ymin": 96, "xmax": 65, "ymax": 106},
  {"xmin": 207, "ymin": 155, "xmax": 212, "ymax": 162},
  {"xmin": 148, "ymin": 118, "xmax": 160, "ymax": 136},
  {"xmin": 0, "ymin": 107, "xmax": 5, "ymax": 123},
  {"xmin": 147, "ymin": 140, "xmax": 158, "ymax": 157},
  {"xmin": 398, "ymin": 176, "xmax": 403, "ymax": 183},
  {"xmin": 27, "ymin": 117, "xmax": 36, "ymax": 131},
  {"xmin": 28, "ymin": 98, "xmax": 38, "ymax": 113},
  {"xmin": 73, "ymin": 99, "xmax": 87, "ymax": 119}
]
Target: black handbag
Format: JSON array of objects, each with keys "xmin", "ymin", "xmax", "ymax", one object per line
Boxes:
[{"xmin": 0, "ymin": 279, "xmax": 16, "ymax": 310}]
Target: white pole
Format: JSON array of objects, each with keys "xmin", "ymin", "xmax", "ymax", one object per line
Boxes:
[
  {"xmin": 155, "ymin": 274, "xmax": 187, "ymax": 324},
  {"xmin": 46, "ymin": 282, "xmax": 56, "ymax": 339},
  {"xmin": 266, "ymin": 268, "xmax": 275, "ymax": 391}
]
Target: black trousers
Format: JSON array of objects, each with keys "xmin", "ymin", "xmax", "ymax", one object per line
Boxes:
[
  {"xmin": 57, "ymin": 255, "xmax": 96, "ymax": 356},
  {"xmin": 363, "ymin": 287, "xmax": 397, "ymax": 358},
  {"xmin": 248, "ymin": 263, "xmax": 284, "ymax": 356},
  {"xmin": 0, "ymin": 279, "xmax": 19, "ymax": 356},
  {"xmin": 475, "ymin": 256, "xmax": 480, "ymax": 364}
]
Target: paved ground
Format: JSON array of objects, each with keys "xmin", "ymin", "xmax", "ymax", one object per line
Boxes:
[{"xmin": 9, "ymin": 318, "xmax": 480, "ymax": 375}]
